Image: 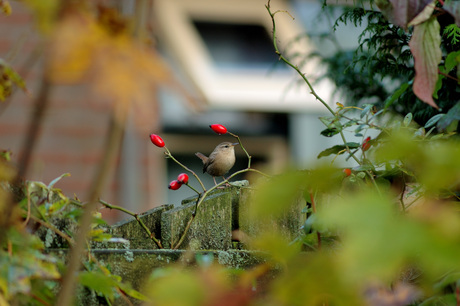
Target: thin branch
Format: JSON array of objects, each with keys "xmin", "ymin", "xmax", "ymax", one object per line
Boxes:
[
  {"xmin": 56, "ymin": 114, "xmax": 126, "ymax": 306},
  {"xmin": 229, "ymin": 132, "xmax": 252, "ymax": 168},
  {"xmin": 22, "ymin": 185, "xmax": 32, "ymax": 226},
  {"xmin": 439, "ymin": 69, "xmax": 459, "ymax": 83},
  {"xmin": 309, "ymin": 191, "xmax": 321, "ymax": 250},
  {"xmin": 99, "ymin": 199, "xmax": 163, "ymax": 249},
  {"xmin": 24, "ymin": 210, "xmax": 75, "ymax": 246},
  {"xmin": 17, "ymin": 77, "xmax": 51, "ymax": 179},
  {"xmin": 265, "ymin": 0, "xmax": 334, "ymax": 115},
  {"xmin": 164, "ymin": 147, "xmax": 207, "ymax": 191}
]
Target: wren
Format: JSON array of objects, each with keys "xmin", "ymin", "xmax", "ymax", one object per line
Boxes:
[{"xmin": 195, "ymin": 142, "xmax": 238, "ymax": 185}]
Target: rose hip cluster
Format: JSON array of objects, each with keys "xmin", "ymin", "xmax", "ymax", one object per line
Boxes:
[
  {"xmin": 168, "ymin": 173, "xmax": 189, "ymax": 190},
  {"xmin": 149, "ymin": 124, "xmax": 228, "ymax": 191}
]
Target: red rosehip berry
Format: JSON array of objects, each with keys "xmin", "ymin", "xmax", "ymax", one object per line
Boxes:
[
  {"xmin": 177, "ymin": 173, "xmax": 189, "ymax": 184},
  {"xmin": 343, "ymin": 168, "xmax": 352, "ymax": 177},
  {"xmin": 168, "ymin": 180, "xmax": 182, "ymax": 190},
  {"xmin": 150, "ymin": 134, "xmax": 165, "ymax": 148},
  {"xmin": 362, "ymin": 136, "xmax": 371, "ymax": 152},
  {"xmin": 209, "ymin": 124, "xmax": 227, "ymax": 135}
]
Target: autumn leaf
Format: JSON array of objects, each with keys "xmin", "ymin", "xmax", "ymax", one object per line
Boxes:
[
  {"xmin": 1, "ymin": 0, "xmax": 12, "ymax": 16},
  {"xmin": 408, "ymin": 1, "xmax": 435, "ymax": 27},
  {"xmin": 47, "ymin": 7, "xmax": 172, "ymax": 128},
  {"xmin": 409, "ymin": 17, "xmax": 441, "ymax": 109}
]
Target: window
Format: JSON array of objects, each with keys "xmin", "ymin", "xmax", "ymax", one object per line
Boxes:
[{"xmin": 193, "ymin": 21, "xmax": 287, "ymax": 72}]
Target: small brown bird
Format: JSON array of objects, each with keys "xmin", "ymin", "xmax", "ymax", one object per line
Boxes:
[{"xmin": 195, "ymin": 142, "xmax": 239, "ymax": 185}]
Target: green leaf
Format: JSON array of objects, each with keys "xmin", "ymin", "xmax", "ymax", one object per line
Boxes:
[
  {"xmin": 317, "ymin": 142, "xmax": 360, "ymax": 158},
  {"xmin": 319, "ymin": 116, "xmax": 335, "ymax": 127},
  {"xmin": 443, "ymin": 24, "xmax": 460, "ymax": 45},
  {"xmin": 403, "ymin": 112, "xmax": 413, "ymax": 126},
  {"xmin": 360, "ymin": 104, "xmax": 372, "ymax": 119},
  {"xmin": 433, "ymin": 271, "xmax": 460, "ymax": 291},
  {"xmin": 409, "ymin": 17, "xmax": 442, "ymax": 109},
  {"xmin": 79, "ymin": 271, "xmax": 117, "ymax": 300},
  {"xmin": 445, "ymin": 50, "xmax": 460, "ymax": 72},
  {"xmin": 117, "ymin": 282, "xmax": 149, "ymax": 301},
  {"xmin": 437, "ymin": 102, "xmax": 460, "ymax": 131},
  {"xmin": 424, "ymin": 113, "xmax": 444, "ymax": 128},
  {"xmin": 433, "ymin": 74, "xmax": 444, "ymax": 99},
  {"xmin": 303, "ymin": 214, "xmax": 317, "ymax": 234},
  {"xmin": 384, "ymin": 81, "xmax": 410, "ymax": 109},
  {"xmin": 48, "ymin": 173, "xmax": 70, "ymax": 188},
  {"xmin": 320, "ymin": 128, "xmax": 340, "ymax": 137}
]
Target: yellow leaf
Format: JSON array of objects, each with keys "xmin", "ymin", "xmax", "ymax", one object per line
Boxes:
[
  {"xmin": 1, "ymin": 1, "xmax": 11, "ymax": 16},
  {"xmin": 47, "ymin": 7, "xmax": 172, "ymax": 128}
]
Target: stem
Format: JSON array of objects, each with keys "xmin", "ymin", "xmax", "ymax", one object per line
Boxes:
[
  {"xmin": 99, "ymin": 199, "xmax": 163, "ymax": 248},
  {"xmin": 22, "ymin": 185, "xmax": 32, "ymax": 227},
  {"xmin": 185, "ymin": 183, "xmax": 202, "ymax": 195},
  {"xmin": 439, "ymin": 69, "xmax": 459, "ymax": 83},
  {"xmin": 18, "ymin": 78, "xmax": 51, "ymax": 179},
  {"xmin": 56, "ymin": 114, "xmax": 125, "ymax": 306},
  {"xmin": 266, "ymin": 1, "xmax": 334, "ymax": 115},
  {"xmin": 24, "ymin": 210, "xmax": 75, "ymax": 246},
  {"xmin": 164, "ymin": 147, "xmax": 206, "ymax": 191},
  {"xmin": 309, "ymin": 191, "xmax": 321, "ymax": 250},
  {"xmin": 228, "ymin": 132, "xmax": 252, "ymax": 168}
]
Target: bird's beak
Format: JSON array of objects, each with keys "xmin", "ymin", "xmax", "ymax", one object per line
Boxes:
[{"xmin": 232, "ymin": 142, "xmax": 239, "ymax": 146}]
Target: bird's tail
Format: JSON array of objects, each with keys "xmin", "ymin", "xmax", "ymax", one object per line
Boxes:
[{"xmin": 195, "ymin": 152, "xmax": 208, "ymax": 163}]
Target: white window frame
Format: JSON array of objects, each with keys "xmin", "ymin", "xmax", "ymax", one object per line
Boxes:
[{"xmin": 152, "ymin": 0, "xmax": 334, "ymax": 112}]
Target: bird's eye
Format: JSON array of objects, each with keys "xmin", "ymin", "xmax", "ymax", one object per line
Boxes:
[{"xmin": 224, "ymin": 145, "xmax": 229, "ymax": 148}]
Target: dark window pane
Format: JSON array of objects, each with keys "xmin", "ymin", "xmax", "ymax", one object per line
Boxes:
[{"xmin": 193, "ymin": 21, "xmax": 285, "ymax": 71}]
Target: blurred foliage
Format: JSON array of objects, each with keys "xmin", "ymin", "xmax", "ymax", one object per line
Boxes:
[{"xmin": 0, "ymin": 59, "xmax": 28, "ymax": 102}]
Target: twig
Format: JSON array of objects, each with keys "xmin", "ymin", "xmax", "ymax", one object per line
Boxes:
[
  {"xmin": 164, "ymin": 147, "xmax": 206, "ymax": 191},
  {"xmin": 99, "ymin": 199, "xmax": 163, "ymax": 249},
  {"xmin": 439, "ymin": 69, "xmax": 459, "ymax": 83},
  {"xmin": 265, "ymin": 0, "xmax": 334, "ymax": 114},
  {"xmin": 23, "ymin": 210, "xmax": 75, "ymax": 246},
  {"xmin": 309, "ymin": 191, "xmax": 321, "ymax": 250},
  {"xmin": 22, "ymin": 185, "xmax": 32, "ymax": 226},
  {"xmin": 56, "ymin": 114, "xmax": 126, "ymax": 305},
  {"xmin": 17, "ymin": 77, "xmax": 51, "ymax": 179},
  {"xmin": 229, "ymin": 132, "xmax": 252, "ymax": 168}
]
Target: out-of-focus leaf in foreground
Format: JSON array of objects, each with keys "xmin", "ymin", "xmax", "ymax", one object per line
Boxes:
[
  {"xmin": 319, "ymin": 191, "xmax": 460, "ymax": 286},
  {"xmin": 249, "ymin": 166, "xmax": 342, "ymax": 221},
  {"xmin": 47, "ymin": 7, "xmax": 172, "ymax": 127},
  {"xmin": 374, "ymin": 129, "xmax": 460, "ymax": 193},
  {"xmin": 265, "ymin": 253, "xmax": 364, "ymax": 306}
]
